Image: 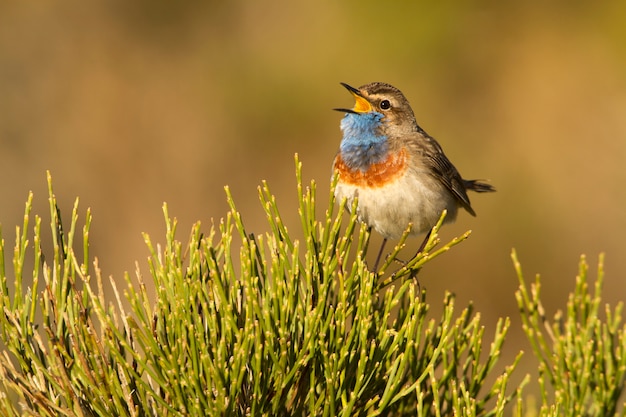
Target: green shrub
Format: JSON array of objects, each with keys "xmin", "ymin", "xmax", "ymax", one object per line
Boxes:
[
  {"xmin": 514, "ymin": 250, "xmax": 626, "ymax": 416},
  {"xmin": 0, "ymin": 157, "xmax": 623, "ymax": 416}
]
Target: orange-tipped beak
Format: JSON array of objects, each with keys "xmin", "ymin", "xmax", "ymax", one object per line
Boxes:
[
  {"xmin": 333, "ymin": 83, "xmax": 373, "ymax": 114},
  {"xmin": 352, "ymin": 94, "xmax": 373, "ymax": 113}
]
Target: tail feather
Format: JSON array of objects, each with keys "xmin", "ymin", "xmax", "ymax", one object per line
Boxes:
[{"xmin": 464, "ymin": 179, "xmax": 496, "ymax": 193}]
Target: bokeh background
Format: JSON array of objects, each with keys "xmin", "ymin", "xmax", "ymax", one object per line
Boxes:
[{"xmin": 2, "ymin": 0, "xmax": 625, "ymax": 398}]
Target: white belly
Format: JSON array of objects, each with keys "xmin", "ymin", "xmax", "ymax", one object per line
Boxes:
[{"xmin": 335, "ymin": 173, "xmax": 458, "ymax": 239}]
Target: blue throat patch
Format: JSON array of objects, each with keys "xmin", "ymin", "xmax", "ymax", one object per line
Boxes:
[{"xmin": 339, "ymin": 112, "xmax": 388, "ymax": 171}]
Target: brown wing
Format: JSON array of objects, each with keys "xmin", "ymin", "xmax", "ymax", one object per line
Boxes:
[
  {"xmin": 429, "ymin": 150, "xmax": 477, "ymax": 216},
  {"xmin": 403, "ymin": 133, "xmax": 478, "ymax": 216}
]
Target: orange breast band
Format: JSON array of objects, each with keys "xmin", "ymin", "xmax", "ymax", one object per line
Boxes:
[{"xmin": 335, "ymin": 148, "xmax": 408, "ymax": 188}]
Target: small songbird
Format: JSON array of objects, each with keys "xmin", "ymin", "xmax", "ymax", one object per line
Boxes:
[{"xmin": 333, "ymin": 82, "xmax": 495, "ymax": 270}]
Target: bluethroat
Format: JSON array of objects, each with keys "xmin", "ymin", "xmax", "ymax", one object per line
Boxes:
[{"xmin": 333, "ymin": 82, "xmax": 495, "ymax": 271}]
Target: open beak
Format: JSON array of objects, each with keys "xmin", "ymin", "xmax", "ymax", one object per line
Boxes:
[{"xmin": 333, "ymin": 82, "xmax": 373, "ymax": 114}]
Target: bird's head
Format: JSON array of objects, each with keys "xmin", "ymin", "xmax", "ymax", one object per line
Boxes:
[{"xmin": 334, "ymin": 82, "xmax": 418, "ymax": 136}]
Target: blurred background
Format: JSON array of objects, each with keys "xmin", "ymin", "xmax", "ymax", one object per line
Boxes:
[{"xmin": 1, "ymin": 0, "xmax": 625, "ymax": 397}]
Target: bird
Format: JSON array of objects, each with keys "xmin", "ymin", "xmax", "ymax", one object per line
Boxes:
[{"xmin": 332, "ymin": 82, "xmax": 495, "ymax": 271}]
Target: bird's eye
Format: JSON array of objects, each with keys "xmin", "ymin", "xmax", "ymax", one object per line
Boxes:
[{"xmin": 379, "ymin": 100, "xmax": 391, "ymax": 110}]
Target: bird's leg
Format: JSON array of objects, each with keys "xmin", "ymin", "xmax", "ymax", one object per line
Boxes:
[
  {"xmin": 415, "ymin": 229, "xmax": 432, "ymax": 257},
  {"xmin": 372, "ymin": 238, "xmax": 388, "ymax": 272},
  {"xmin": 375, "ymin": 229, "xmax": 431, "ymax": 282},
  {"xmin": 404, "ymin": 229, "xmax": 433, "ymax": 284}
]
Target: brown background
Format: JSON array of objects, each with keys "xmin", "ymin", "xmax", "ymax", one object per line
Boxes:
[{"xmin": 1, "ymin": 1, "xmax": 625, "ymax": 393}]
